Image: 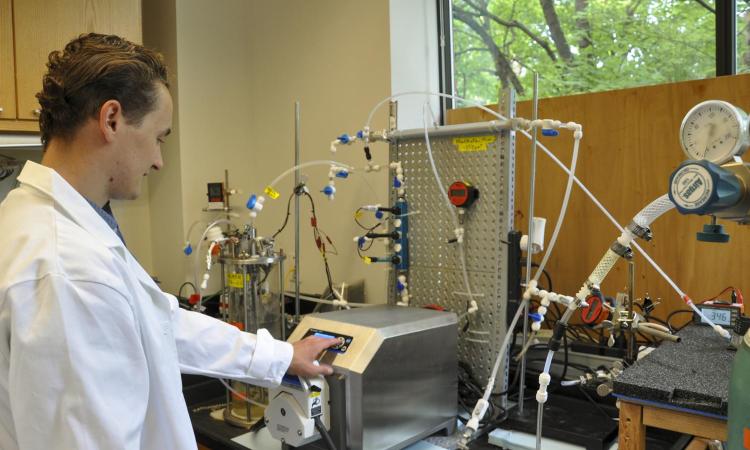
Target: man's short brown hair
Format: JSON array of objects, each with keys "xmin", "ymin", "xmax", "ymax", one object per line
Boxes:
[{"xmin": 36, "ymin": 33, "xmax": 168, "ymax": 147}]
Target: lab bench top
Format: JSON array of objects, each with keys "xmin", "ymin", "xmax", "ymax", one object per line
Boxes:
[
  {"xmin": 612, "ymin": 324, "xmax": 734, "ymax": 418},
  {"xmin": 185, "ymin": 376, "xmax": 498, "ymax": 450}
]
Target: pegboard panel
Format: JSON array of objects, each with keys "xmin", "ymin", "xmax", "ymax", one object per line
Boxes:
[{"xmin": 388, "ymin": 97, "xmax": 516, "ymax": 389}]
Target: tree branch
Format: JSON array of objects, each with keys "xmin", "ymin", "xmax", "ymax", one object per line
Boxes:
[
  {"xmin": 692, "ymin": 0, "xmax": 715, "ymax": 14},
  {"xmin": 539, "ymin": 0, "xmax": 573, "ymax": 62},
  {"xmin": 462, "ymin": 0, "xmax": 558, "ymax": 61},
  {"xmin": 576, "ymin": 0, "xmax": 592, "ymax": 50},
  {"xmin": 453, "ymin": 7, "xmax": 525, "ymax": 94}
]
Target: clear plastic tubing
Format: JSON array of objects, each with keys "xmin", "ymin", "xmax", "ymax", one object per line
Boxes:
[
  {"xmin": 421, "ymin": 103, "xmax": 473, "ymax": 301},
  {"xmin": 266, "ymin": 160, "xmax": 354, "ymax": 192},
  {"xmin": 194, "ymin": 218, "xmax": 234, "ymax": 302},
  {"xmin": 533, "ymin": 135, "xmax": 580, "ymax": 283}
]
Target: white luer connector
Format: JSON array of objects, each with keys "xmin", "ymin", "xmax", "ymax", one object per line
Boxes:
[
  {"xmin": 464, "ymin": 398, "xmax": 490, "ymax": 437},
  {"xmin": 536, "ymin": 372, "xmax": 552, "ymax": 404}
]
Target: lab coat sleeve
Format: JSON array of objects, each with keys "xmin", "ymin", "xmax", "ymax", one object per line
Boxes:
[
  {"xmin": 165, "ymin": 293, "xmax": 293, "ymax": 387},
  {"xmin": 6, "ymin": 274, "xmax": 149, "ymax": 450}
]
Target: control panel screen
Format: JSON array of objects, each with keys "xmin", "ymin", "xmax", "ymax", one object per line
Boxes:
[{"xmin": 303, "ymin": 328, "xmax": 353, "ymax": 354}]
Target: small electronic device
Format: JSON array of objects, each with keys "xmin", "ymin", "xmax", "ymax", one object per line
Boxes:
[
  {"xmin": 692, "ymin": 303, "xmax": 742, "ymax": 329},
  {"xmin": 448, "ymin": 180, "xmax": 479, "ymax": 208},
  {"xmin": 206, "ymin": 182, "xmax": 225, "ymax": 210},
  {"xmin": 680, "ymin": 100, "xmax": 750, "ymax": 164}
]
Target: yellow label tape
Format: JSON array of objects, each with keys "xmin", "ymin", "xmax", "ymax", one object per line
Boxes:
[
  {"xmin": 264, "ymin": 186, "xmax": 280, "ymax": 200},
  {"xmin": 453, "ymin": 135, "xmax": 496, "ymax": 152},
  {"xmin": 227, "ymin": 273, "xmax": 251, "ymax": 289}
]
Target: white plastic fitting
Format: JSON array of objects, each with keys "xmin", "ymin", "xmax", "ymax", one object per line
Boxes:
[
  {"xmin": 454, "ymin": 227, "xmax": 465, "ymax": 244},
  {"xmin": 536, "ymin": 372, "xmax": 551, "ymax": 404},
  {"xmin": 205, "ymin": 226, "xmax": 224, "ymax": 243},
  {"xmin": 520, "ymin": 217, "xmax": 546, "ymax": 254},
  {"xmin": 467, "ymin": 300, "xmax": 479, "ymax": 315}
]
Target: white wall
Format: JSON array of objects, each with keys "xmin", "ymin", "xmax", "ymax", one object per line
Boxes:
[{"xmin": 145, "ymin": 0, "xmax": 393, "ymax": 301}]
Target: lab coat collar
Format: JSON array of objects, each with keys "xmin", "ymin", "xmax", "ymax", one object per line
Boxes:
[{"xmin": 16, "ymin": 161, "xmax": 125, "ymax": 251}]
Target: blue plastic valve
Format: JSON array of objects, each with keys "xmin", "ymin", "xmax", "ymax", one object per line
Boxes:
[
  {"xmin": 542, "ymin": 129, "xmax": 559, "ymax": 137},
  {"xmin": 393, "ymin": 176, "xmax": 402, "ymax": 188},
  {"xmin": 338, "ymin": 133, "xmax": 351, "ymax": 144},
  {"xmin": 322, "ymin": 185, "xmax": 335, "ymax": 196},
  {"xmin": 529, "ymin": 312, "xmax": 543, "ymax": 322},
  {"xmin": 396, "ymin": 281, "xmax": 405, "ymax": 292},
  {"xmin": 183, "ymin": 243, "xmax": 193, "ymax": 256},
  {"xmin": 356, "ymin": 130, "xmax": 365, "ymax": 139},
  {"xmin": 335, "ymin": 170, "xmax": 349, "ymax": 179},
  {"xmin": 246, "ymin": 194, "xmax": 257, "ymax": 210},
  {"xmin": 375, "ymin": 210, "xmax": 384, "ymax": 219},
  {"xmin": 357, "ymin": 237, "xmax": 366, "ymax": 248}
]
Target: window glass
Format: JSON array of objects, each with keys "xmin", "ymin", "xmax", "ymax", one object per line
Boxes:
[
  {"xmin": 452, "ymin": 0, "xmax": 716, "ymax": 102},
  {"xmin": 738, "ymin": 2, "xmax": 750, "ymax": 73}
]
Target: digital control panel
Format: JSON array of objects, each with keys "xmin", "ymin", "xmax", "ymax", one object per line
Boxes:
[
  {"xmin": 693, "ymin": 304, "xmax": 741, "ymax": 329},
  {"xmin": 303, "ymin": 328, "xmax": 353, "ymax": 354}
]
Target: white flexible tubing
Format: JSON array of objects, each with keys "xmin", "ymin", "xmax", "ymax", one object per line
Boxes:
[
  {"xmin": 219, "ymin": 378, "xmax": 267, "ymax": 408},
  {"xmin": 366, "ymin": 91, "xmax": 518, "ymax": 132},
  {"xmin": 265, "ymin": 160, "xmax": 354, "ymax": 192},
  {"xmin": 532, "ymin": 134, "xmax": 581, "ymax": 283},
  {"xmin": 560, "ymin": 379, "xmax": 581, "ymax": 387},
  {"xmin": 284, "ymin": 292, "xmax": 372, "ymax": 308},
  {"xmin": 194, "ymin": 219, "xmax": 234, "ymax": 302},
  {"xmin": 481, "ymin": 298, "xmax": 528, "ymax": 404},
  {"xmin": 422, "ymin": 103, "xmax": 474, "ymax": 302},
  {"xmin": 185, "ymin": 213, "xmax": 239, "ymax": 244}
]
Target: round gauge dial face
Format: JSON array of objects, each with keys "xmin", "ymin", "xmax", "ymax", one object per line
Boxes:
[{"xmin": 680, "ymin": 100, "xmax": 747, "ymax": 164}]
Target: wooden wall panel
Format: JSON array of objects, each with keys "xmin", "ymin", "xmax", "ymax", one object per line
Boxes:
[{"xmin": 447, "ymin": 74, "xmax": 750, "ymax": 326}]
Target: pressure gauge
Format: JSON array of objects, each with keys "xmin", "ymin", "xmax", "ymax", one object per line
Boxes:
[{"xmin": 680, "ymin": 100, "xmax": 750, "ymax": 164}]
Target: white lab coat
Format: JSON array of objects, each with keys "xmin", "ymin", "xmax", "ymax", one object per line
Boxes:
[{"xmin": 0, "ymin": 161, "xmax": 294, "ymax": 449}]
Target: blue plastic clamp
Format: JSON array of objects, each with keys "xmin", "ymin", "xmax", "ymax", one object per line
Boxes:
[
  {"xmin": 393, "ymin": 176, "xmax": 402, "ymax": 188},
  {"xmin": 542, "ymin": 129, "xmax": 559, "ymax": 137},
  {"xmin": 338, "ymin": 134, "xmax": 351, "ymax": 144},
  {"xmin": 183, "ymin": 243, "xmax": 193, "ymax": 256},
  {"xmin": 356, "ymin": 130, "xmax": 365, "ymax": 139},
  {"xmin": 335, "ymin": 170, "xmax": 349, "ymax": 179}
]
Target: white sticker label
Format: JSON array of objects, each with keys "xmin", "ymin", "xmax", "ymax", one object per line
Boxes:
[{"xmin": 671, "ymin": 165, "xmax": 713, "ymax": 210}]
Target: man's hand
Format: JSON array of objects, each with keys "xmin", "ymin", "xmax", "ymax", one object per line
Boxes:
[{"xmin": 288, "ymin": 336, "xmax": 339, "ymax": 378}]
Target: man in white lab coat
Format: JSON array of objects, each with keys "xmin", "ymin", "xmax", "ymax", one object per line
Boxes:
[{"xmin": 0, "ymin": 33, "xmax": 337, "ymax": 449}]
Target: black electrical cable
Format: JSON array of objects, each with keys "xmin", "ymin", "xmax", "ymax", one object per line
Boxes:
[
  {"xmin": 178, "ymin": 281, "xmax": 197, "ymax": 298},
  {"xmin": 666, "ymin": 309, "xmax": 693, "ymax": 332},
  {"xmin": 272, "ymin": 190, "xmax": 297, "ymax": 239},
  {"xmin": 576, "ymin": 384, "xmax": 613, "ymax": 420},
  {"xmin": 313, "ymin": 416, "xmax": 337, "ymax": 450},
  {"xmin": 300, "ymin": 192, "xmax": 336, "ymax": 296}
]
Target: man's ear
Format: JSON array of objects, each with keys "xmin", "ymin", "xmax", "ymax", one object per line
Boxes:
[{"xmin": 99, "ymin": 100, "xmax": 123, "ymax": 143}]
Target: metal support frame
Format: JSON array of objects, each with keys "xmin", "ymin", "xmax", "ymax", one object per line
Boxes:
[
  {"xmin": 716, "ymin": 0, "xmax": 737, "ymax": 76},
  {"xmin": 388, "ymin": 91, "xmax": 516, "ymax": 388}
]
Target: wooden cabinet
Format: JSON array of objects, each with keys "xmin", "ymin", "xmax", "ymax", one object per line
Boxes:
[
  {"xmin": 0, "ymin": 0, "xmax": 141, "ymax": 132},
  {"xmin": 0, "ymin": 0, "xmax": 17, "ymax": 123}
]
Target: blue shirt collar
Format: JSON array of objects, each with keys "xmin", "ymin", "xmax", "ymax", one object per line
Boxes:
[{"xmin": 84, "ymin": 198, "xmax": 126, "ymax": 245}]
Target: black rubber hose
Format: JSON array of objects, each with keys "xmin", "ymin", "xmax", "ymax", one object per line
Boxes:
[{"xmin": 314, "ymin": 416, "xmax": 337, "ymax": 450}]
